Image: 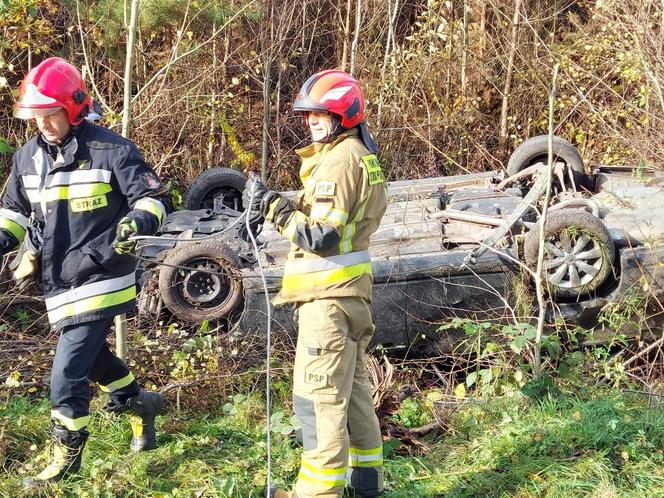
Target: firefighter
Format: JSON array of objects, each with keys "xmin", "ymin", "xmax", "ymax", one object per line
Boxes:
[
  {"xmin": 0, "ymin": 57, "xmax": 169, "ymax": 487},
  {"xmin": 244, "ymin": 70, "xmax": 388, "ymax": 498}
]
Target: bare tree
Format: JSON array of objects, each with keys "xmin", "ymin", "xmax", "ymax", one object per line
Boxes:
[
  {"xmin": 116, "ymin": 0, "xmax": 141, "ymax": 361},
  {"xmin": 350, "ymin": 0, "xmax": 362, "ymax": 76},
  {"xmin": 499, "ymin": 0, "xmax": 523, "ymax": 147}
]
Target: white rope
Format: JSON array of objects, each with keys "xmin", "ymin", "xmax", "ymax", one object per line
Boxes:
[{"xmin": 244, "ymin": 179, "xmax": 274, "ymax": 496}]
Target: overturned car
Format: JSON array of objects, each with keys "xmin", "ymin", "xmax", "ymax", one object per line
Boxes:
[{"xmin": 136, "ymin": 136, "xmax": 664, "ymax": 349}]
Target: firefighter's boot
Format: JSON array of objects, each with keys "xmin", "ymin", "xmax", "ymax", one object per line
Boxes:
[
  {"xmin": 23, "ymin": 423, "xmax": 88, "ymax": 488},
  {"xmin": 126, "ymin": 390, "xmax": 164, "ymax": 451},
  {"xmin": 269, "ymin": 486, "xmax": 295, "ymax": 498}
]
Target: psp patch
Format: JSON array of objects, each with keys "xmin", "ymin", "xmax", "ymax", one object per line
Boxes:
[
  {"xmin": 315, "ymin": 181, "xmax": 336, "ymax": 197},
  {"xmin": 304, "ymin": 370, "xmax": 328, "ymax": 387},
  {"xmin": 141, "ymin": 172, "xmax": 162, "ymax": 190}
]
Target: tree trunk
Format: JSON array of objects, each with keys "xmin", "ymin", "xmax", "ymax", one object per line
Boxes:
[
  {"xmin": 208, "ymin": 21, "xmax": 217, "ymax": 165},
  {"xmin": 350, "ymin": 0, "xmax": 362, "ymax": 76},
  {"xmin": 534, "ymin": 62, "xmax": 560, "ymax": 377},
  {"xmin": 118, "ymin": 0, "xmax": 140, "ymax": 361},
  {"xmin": 459, "ymin": 0, "xmax": 469, "ymax": 167},
  {"xmin": 261, "ymin": 1, "xmax": 274, "ymax": 181},
  {"xmin": 377, "ymin": 0, "xmax": 399, "ymax": 128},
  {"xmin": 341, "ymin": 0, "xmax": 352, "ymax": 71},
  {"xmin": 499, "ymin": 0, "xmax": 523, "ymax": 147},
  {"xmin": 479, "ymin": 1, "xmax": 486, "ymax": 59},
  {"xmin": 121, "ymin": 0, "xmax": 139, "ymax": 138}
]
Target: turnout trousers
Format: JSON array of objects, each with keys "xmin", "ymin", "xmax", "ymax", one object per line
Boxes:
[
  {"xmin": 50, "ymin": 317, "xmax": 139, "ymax": 430},
  {"xmin": 293, "ymin": 297, "xmax": 384, "ymax": 498}
]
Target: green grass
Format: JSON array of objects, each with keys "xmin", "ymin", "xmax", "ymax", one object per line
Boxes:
[{"xmin": 1, "ymin": 389, "xmax": 663, "ymax": 497}]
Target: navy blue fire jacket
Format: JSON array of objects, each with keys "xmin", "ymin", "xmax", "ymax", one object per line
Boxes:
[{"xmin": 0, "ymin": 122, "xmax": 169, "ymax": 329}]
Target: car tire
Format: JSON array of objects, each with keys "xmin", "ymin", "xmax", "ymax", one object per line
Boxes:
[
  {"xmin": 183, "ymin": 167, "xmax": 247, "ymax": 211},
  {"xmin": 507, "ymin": 135, "xmax": 584, "ymax": 176},
  {"xmin": 524, "ymin": 209, "xmax": 615, "ymax": 298},
  {"xmin": 158, "ymin": 240, "xmax": 244, "ymax": 325}
]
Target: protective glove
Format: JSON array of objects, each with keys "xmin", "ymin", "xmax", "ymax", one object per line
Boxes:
[
  {"xmin": 113, "ymin": 216, "xmax": 140, "ymax": 254},
  {"xmin": 242, "ymin": 174, "xmax": 278, "ymax": 216}
]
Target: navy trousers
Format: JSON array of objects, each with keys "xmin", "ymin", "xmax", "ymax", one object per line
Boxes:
[{"xmin": 50, "ymin": 317, "xmax": 139, "ymax": 429}]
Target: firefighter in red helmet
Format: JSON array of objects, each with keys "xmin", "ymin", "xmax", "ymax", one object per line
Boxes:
[
  {"xmin": 2, "ymin": 57, "xmax": 169, "ymax": 488},
  {"xmin": 244, "ymin": 70, "xmax": 387, "ymax": 498}
]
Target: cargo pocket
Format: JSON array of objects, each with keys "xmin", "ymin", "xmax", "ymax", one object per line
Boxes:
[
  {"xmin": 61, "ymin": 249, "xmax": 101, "ymax": 285},
  {"xmin": 294, "ymin": 300, "xmax": 350, "ymax": 397},
  {"xmin": 84, "ymin": 242, "xmax": 134, "ymax": 274}
]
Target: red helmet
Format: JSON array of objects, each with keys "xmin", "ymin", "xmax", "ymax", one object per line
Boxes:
[
  {"xmin": 14, "ymin": 57, "xmax": 91, "ymax": 125},
  {"xmin": 293, "ymin": 70, "xmax": 365, "ymax": 129}
]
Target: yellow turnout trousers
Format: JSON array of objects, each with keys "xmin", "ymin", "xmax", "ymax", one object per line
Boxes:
[{"xmin": 293, "ymin": 297, "xmax": 384, "ymax": 498}]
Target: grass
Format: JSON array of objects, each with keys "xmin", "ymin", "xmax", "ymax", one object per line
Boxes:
[{"xmin": 0, "ymin": 387, "xmax": 663, "ymax": 497}]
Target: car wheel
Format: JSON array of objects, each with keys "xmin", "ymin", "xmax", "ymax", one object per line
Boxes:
[
  {"xmin": 183, "ymin": 167, "xmax": 247, "ymax": 211},
  {"xmin": 524, "ymin": 209, "xmax": 615, "ymax": 298},
  {"xmin": 506, "ymin": 135, "xmax": 585, "ymax": 192},
  {"xmin": 507, "ymin": 135, "xmax": 584, "ymax": 176},
  {"xmin": 158, "ymin": 240, "xmax": 244, "ymax": 325}
]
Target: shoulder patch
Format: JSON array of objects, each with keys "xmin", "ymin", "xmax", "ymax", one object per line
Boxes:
[
  {"xmin": 141, "ymin": 172, "xmax": 162, "ymax": 190},
  {"xmin": 361, "ymin": 154, "xmax": 385, "ymax": 185},
  {"xmin": 315, "ymin": 181, "xmax": 336, "ymax": 197}
]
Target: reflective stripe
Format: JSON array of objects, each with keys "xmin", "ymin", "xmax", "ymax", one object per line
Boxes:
[
  {"xmin": 46, "ymin": 273, "xmax": 136, "ymax": 310},
  {"xmin": 22, "ymin": 170, "xmax": 113, "ymax": 205},
  {"xmin": 282, "ymin": 262, "xmax": 372, "ymax": 292},
  {"xmin": 47, "ymin": 286, "xmax": 136, "ymax": 324},
  {"xmin": 21, "ymin": 174, "xmax": 40, "ymax": 188},
  {"xmin": 51, "ymin": 410, "xmax": 90, "ymax": 431},
  {"xmin": 0, "ymin": 208, "xmax": 28, "ymax": 241},
  {"xmin": 266, "ymin": 199, "xmax": 278, "ymax": 222},
  {"xmin": 99, "ymin": 372, "xmax": 135, "ymax": 393},
  {"xmin": 48, "ymin": 169, "xmax": 112, "ymax": 186},
  {"xmin": 45, "ymin": 273, "xmax": 136, "ymax": 323},
  {"xmin": 24, "ymin": 183, "xmax": 113, "ymax": 203},
  {"xmin": 23, "ymin": 169, "xmax": 112, "ymax": 187},
  {"xmin": 0, "ymin": 208, "xmax": 29, "ymax": 228},
  {"xmin": 45, "ymin": 183, "xmax": 113, "ymax": 201},
  {"xmin": 339, "ymin": 224, "xmax": 356, "ymax": 254},
  {"xmin": 349, "ymin": 446, "xmax": 384, "ymax": 468},
  {"xmin": 134, "ymin": 197, "xmax": 167, "ymax": 225},
  {"xmin": 282, "ymin": 211, "xmax": 307, "ymax": 241},
  {"xmin": 24, "ymin": 189, "xmax": 41, "ymax": 204},
  {"xmin": 311, "ymin": 204, "xmax": 348, "ymax": 226},
  {"xmin": 298, "ymin": 459, "xmax": 346, "ymax": 488},
  {"xmin": 284, "ymin": 250, "xmax": 370, "ymax": 275},
  {"xmin": 339, "ymin": 193, "xmax": 370, "ymax": 254}
]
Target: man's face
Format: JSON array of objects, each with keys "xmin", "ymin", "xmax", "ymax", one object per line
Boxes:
[
  {"xmin": 307, "ymin": 111, "xmax": 334, "ymax": 142},
  {"xmin": 35, "ymin": 108, "xmax": 71, "ymax": 144}
]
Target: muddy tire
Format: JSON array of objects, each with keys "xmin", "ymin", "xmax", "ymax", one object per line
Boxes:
[
  {"xmin": 507, "ymin": 135, "xmax": 584, "ymax": 176},
  {"xmin": 183, "ymin": 167, "xmax": 247, "ymax": 212},
  {"xmin": 524, "ymin": 209, "xmax": 615, "ymax": 298},
  {"xmin": 158, "ymin": 240, "xmax": 243, "ymax": 325}
]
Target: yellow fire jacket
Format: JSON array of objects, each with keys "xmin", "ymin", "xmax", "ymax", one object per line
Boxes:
[{"xmin": 273, "ymin": 128, "xmax": 387, "ymax": 304}]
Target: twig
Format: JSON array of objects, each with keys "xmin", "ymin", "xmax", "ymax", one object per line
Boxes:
[
  {"xmin": 622, "ymin": 332, "xmax": 664, "ymax": 367},
  {"xmin": 408, "ymin": 420, "xmax": 443, "ymax": 437}
]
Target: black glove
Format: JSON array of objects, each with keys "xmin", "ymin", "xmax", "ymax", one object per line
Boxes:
[{"xmin": 243, "ymin": 175, "xmax": 277, "ymax": 215}]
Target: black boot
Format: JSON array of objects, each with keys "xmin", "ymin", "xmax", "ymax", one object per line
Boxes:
[
  {"xmin": 126, "ymin": 390, "xmax": 164, "ymax": 451},
  {"xmin": 23, "ymin": 423, "xmax": 88, "ymax": 488}
]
